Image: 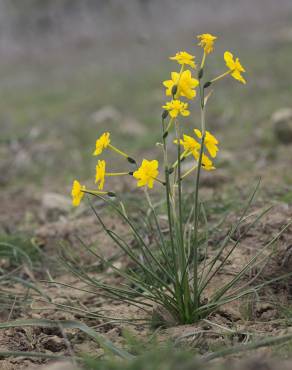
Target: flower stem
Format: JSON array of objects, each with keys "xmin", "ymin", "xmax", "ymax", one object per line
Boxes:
[
  {"xmin": 153, "ymin": 177, "xmax": 166, "ymax": 185},
  {"xmin": 108, "ymin": 144, "xmax": 129, "ymax": 159},
  {"xmin": 200, "ymin": 51, "xmax": 206, "ymax": 69},
  {"xmin": 210, "ymin": 70, "xmax": 231, "ymax": 83},
  {"xmin": 165, "ymin": 117, "xmax": 174, "ymax": 134},
  {"xmin": 181, "ymin": 164, "xmax": 198, "ymax": 180},
  {"xmin": 175, "ymin": 122, "xmax": 185, "ymax": 265},
  {"xmin": 82, "ymin": 189, "xmax": 109, "ymax": 196},
  {"xmin": 162, "ymin": 117, "xmax": 184, "ymax": 315},
  {"xmin": 193, "ymin": 81, "xmax": 207, "ymax": 321},
  {"xmin": 174, "ymin": 65, "xmax": 185, "ymax": 99},
  {"xmin": 106, "ymin": 172, "xmax": 129, "ymax": 177},
  {"xmin": 175, "ymin": 120, "xmax": 191, "ymax": 321},
  {"xmin": 172, "ymin": 150, "xmax": 189, "ymax": 169}
]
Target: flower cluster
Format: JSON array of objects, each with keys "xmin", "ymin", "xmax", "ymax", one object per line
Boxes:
[
  {"xmin": 174, "ymin": 129, "xmax": 218, "ymax": 172},
  {"xmin": 160, "ymin": 33, "xmax": 246, "ymax": 174},
  {"xmin": 71, "ymin": 32, "xmax": 246, "ymax": 207},
  {"xmin": 71, "ymin": 131, "xmax": 161, "ymax": 206}
]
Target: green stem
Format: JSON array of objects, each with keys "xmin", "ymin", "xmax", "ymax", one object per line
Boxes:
[
  {"xmin": 200, "ymin": 51, "xmax": 206, "ymax": 69},
  {"xmin": 175, "ymin": 121, "xmax": 191, "ymax": 321},
  {"xmin": 162, "ymin": 117, "xmax": 184, "ymax": 317},
  {"xmin": 193, "ymin": 85, "xmax": 206, "ymax": 321},
  {"xmin": 166, "ymin": 169, "xmax": 185, "ymax": 318},
  {"xmin": 165, "ymin": 117, "xmax": 174, "ymax": 133},
  {"xmin": 210, "ymin": 70, "xmax": 231, "ymax": 84},
  {"xmin": 144, "ymin": 189, "xmax": 172, "ymax": 270},
  {"xmin": 175, "ymin": 121, "xmax": 185, "ymax": 266}
]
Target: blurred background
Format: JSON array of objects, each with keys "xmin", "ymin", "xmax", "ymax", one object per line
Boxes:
[{"xmin": 1, "ymin": 0, "xmax": 292, "ymax": 234}]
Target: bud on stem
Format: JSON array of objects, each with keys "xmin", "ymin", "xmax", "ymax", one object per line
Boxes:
[
  {"xmin": 198, "ymin": 68, "xmax": 204, "ymax": 79},
  {"xmin": 107, "ymin": 192, "xmax": 116, "ymax": 197},
  {"xmin": 162, "ymin": 110, "xmax": 169, "ymax": 120},
  {"xmin": 127, "ymin": 157, "xmax": 137, "ymax": 165},
  {"xmin": 171, "ymin": 85, "xmax": 178, "ymax": 97}
]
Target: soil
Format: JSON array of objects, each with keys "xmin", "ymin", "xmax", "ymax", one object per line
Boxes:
[{"xmin": 0, "ymin": 177, "xmax": 291, "ymax": 369}]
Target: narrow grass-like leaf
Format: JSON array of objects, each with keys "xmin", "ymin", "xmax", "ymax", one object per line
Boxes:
[
  {"xmin": 0, "ymin": 319, "xmax": 133, "ymax": 360},
  {"xmin": 203, "ymin": 333, "xmax": 292, "ymax": 361},
  {"xmin": 0, "ymin": 351, "xmax": 72, "ymax": 360}
]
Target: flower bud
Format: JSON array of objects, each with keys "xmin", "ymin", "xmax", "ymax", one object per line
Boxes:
[
  {"xmin": 171, "ymin": 85, "xmax": 178, "ymax": 97},
  {"xmin": 198, "ymin": 68, "xmax": 204, "ymax": 79},
  {"xmin": 127, "ymin": 157, "xmax": 137, "ymax": 165},
  {"xmin": 163, "ymin": 131, "xmax": 168, "ymax": 139},
  {"xmin": 107, "ymin": 192, "xmax": 116, "ymax": 197},
  {"xmin": 203, "ymin": 81, "xmax": 212, "ymax": 89},
  {"xmin": 162, "ymin": 110, "xmax": 169, "ymax": 120}
]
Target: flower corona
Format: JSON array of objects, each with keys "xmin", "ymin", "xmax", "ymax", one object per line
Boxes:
[
  {"xmin": 162, "ymin": 100, "xmax": 190, "ymax": 118},
  {"xmin": 197, "ymin": 33, "xmax": 217, "ymax": 55},
  {"xmin": 71, "ymin": 180, "xmax": 85, "ymax": 207},
  {"xmin": 133, "ymin": 159, "xmax": 159, "ymax": 189},
  {"xmin": 95, "ymin": 160, "xmax": 106, "ymax": 190},
  {"xmin": 224, "ymin": 51, "xmax": 246, "ymax": 84},
  {"xmin": 163, "ymin": 70, "xmax": 199, "ymax": 100},
  {"xmin": 170, "ymin": 51, "xmax": 196, "ymax": 68},
  {"xmin": 93, "ymin": 132, "xmax": 110, "ymax": 156}
]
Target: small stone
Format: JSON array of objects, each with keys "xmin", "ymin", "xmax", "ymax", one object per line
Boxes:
[
  {"xmin": 151, "ymin": 304, "xmax": 176, "ymax": 328},
  {"xmin": 41, "ymin": 192, "xmax": 71, "ymax": 221},
  {"xmin": 14, "ymin": 150, "xmax": 32, "ymax": 170},
  {"xmin": 218, "ymin": 150, "xmax": 234, "ymax": 166},
  {"xmin": 40, "ymin": 335, "xmax": 66, "ymax": 352},
  {"xmin": 272, "ymin": 108, "xmax": 292, "ymax": 144},
  {"xmin": 201, "ymin": 170, "xmax": 229, "ymax": 187},
  {"xmin": 275, "ymin": 27, "xmax": 292, "ymax": 43},
  {"xmin": 119, "ymin": 117, "xmax": 146, "ymax": 136},
  {"xmin": 91, "ymin": 105, "xmax": 121, "ymax": 124},
  {"xmin": 36, "ymin": 361, "xmax": 79, "ymax": 370}
]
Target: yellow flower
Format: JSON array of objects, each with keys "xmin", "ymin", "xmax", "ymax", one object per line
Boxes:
[
  {"xmin": 93, "ymin": 132, "xmax": 110, "ymax": 156},
  {"xmin": 163, "ymin": 70, "xmax": 199, "ymax": 100},
  {"xmin": 224, "ymin": 51, "xmax": 246, "ymax": 84},
  {"xmin": 194, "ymin": 129, "xmax": 219, "ymax": 158},
  {"xmin": 71, "ymin": 180, "xmax": 85, "ymax": 207},
  {"xmin": 193, "ymin": 151, "xmax": 215, "ymax": 171},
  {"xmin": 95, "ymin": 160, "xmax": 106, "ymax": 190},
  {"xmin": 175, "ymin": 131, "xmax": 217, "ymax": 171},
  {"xmin": 169, "ymin": 51, "xmax": 196, "ymax": 68},
  {"xmin": 133, "ymin": 159, "xmax": 159, "ymax": 189},
  {"xmin": 197, "ymin": 33, "xmax": 217, "ymax": 54},
  {"xmin": 162, "ymin": 100, "xmax": 190, "ymax": 118},
  {"xmin": 175, "ymin": 134, "xmax": 200, "ymax": 154}
]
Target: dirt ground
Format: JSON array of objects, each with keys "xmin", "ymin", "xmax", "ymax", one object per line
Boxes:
[
  {"xmin": 1, "ymin": 1, "xmax": 292, "ymax": 369},
  {"xmin": 0, "ymin": 177, "xmax": 291, "ymax": 369}
]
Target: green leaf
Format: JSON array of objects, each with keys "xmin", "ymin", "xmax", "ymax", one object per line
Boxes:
[{"xmin": 0, "ymin": 319, "xmax": 133, "ymax": 360}]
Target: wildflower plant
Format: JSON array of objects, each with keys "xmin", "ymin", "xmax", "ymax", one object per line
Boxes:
[{"xmin": 67, "ymin": 34, "xmax": 289, "ymax": 325}]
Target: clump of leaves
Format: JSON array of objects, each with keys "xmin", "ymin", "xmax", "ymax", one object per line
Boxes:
[
  {"xmin": 82, "ymin": 346, "xmax": 201, "ymax": 370},
  {"xmin": 0, "ymin": 233, "xmax": 40, "ymax": 271}
]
